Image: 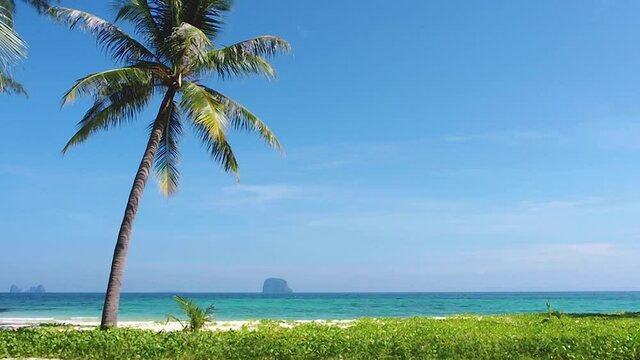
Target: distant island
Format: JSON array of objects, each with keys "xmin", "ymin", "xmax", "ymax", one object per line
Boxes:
[
  {"xmin": 9, "ymin": 284, "xmax": 45, "ymax": 293},
  {"xmin": 262, "ymin": 278, "xmax": 292, "ymax": 294}
]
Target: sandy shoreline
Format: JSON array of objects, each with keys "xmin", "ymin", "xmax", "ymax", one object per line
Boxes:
[{"xmin": 0, "ymin": 318, "xmax": 355, "ymax": 331}]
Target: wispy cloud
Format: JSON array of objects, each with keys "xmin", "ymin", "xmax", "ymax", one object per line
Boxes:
[
  {"xmin": 290, "ymin": 142, "xmax": 404, "ymax": 172},
  {"xmin": 303, "ymin": 159, "xmax": 355, "ymax": 171},
  {"xmin": 214, "ymin": 184, "xmax": 321, "ymax": 207},
  {"xmin": 577, "ymin": 120, "xmax": 640, "ymax": 150},
  {"xmin": 443, "ymin": 120, "xmax": 640, "ymax": 151},
  {"xmin": 467, "ymin": 242, "xmax": 632, "ymax": 266},
  {"xmin": 296, "ymin": 26, "xmax": 312, "ymax": 39},
  {"xmin": 444, "ymin": 130, "xmax": 565, "ymax": 145},
  {"xmin": 521, "ymin": 197, "xmax": 605, "ymax": 210}
]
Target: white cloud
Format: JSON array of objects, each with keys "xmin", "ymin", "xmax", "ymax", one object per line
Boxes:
[
  {"xmin": 443, "ymin": 130, "xmax": 566, "ymax": 145},
  {"xmin": 304, "ymin": 159, "xmax": 355, "ymax": 171},
  {"xmin": 521, "ymin": 197, "xmax": 605, "ymax": 210},
  {"xmin": 215, "ymin": 184, "xmax": 320, "ymax": 206},
  {"xmin": 464, "ymin": 242, "xmax": 634, "ymax": 268}
]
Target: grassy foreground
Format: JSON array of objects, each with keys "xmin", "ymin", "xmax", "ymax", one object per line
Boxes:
[{"xmin": 2, "ymin": 314, "xmax": 640, "ymax": 359}]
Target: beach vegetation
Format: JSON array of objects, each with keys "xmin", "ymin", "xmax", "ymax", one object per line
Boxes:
[
  {"xmin": 542, "ymin": 301, "xmax": 563, "ymax": 323},
  {"xmin": 49, "ymin": 0, "xmax": 289, "ymax": 329},
  {"xmin": 2, "ymin": 314, "xmax": 640, "ymax": 359},
  {"xmin": 166, "ymin": 295, "xmax": 215, "ymax": 332}
]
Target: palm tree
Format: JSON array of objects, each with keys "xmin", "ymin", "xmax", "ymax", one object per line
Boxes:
[
  {"xmin": 0, "ymin": 0, "xmax": 55, "ymax": 95},
  {"xmin": 50, "ymin": 0, "xmax": 289, "ymax": 329},
  {"xmin": 166, "ymin": 295, "xmax": 215, "ymax": 331}
]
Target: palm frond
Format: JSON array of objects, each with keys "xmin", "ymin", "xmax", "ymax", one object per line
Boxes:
[
  {"xmin": 154, "ymin": 100, "xmax": 182, "ymax": 196},
  {"xmin": 62, "ymin": 76, "xmax": 154, "ymax": 152},
  {"xmin": 0, "ymin": 0, "xmax": 15, "ymax": 27},
  {"xmin": 0, "ymin": 69, "xmax": 26, "ymax": 95},
  {"xmin": 224, "ymin": 36, "xmax": 290, "ymax": 58},
  {"xmin": 179, "ymin": 80, "xmax": 238, "ymax": 176},
  {"xmin": 202, "ymin": 86, "xmax": 281, "ymax": 152},
  {"xmin": 130, "ymin": 60, "xmax": 172, "ymax": 79},
  {"xmin": 195, "ymin": 125, "xmax": 238, "ymax": 175},
  {"xmin": 62, "ymin": 67, "xmax": 153, "ymax": 105},
  {"xmin": 167, "ymin": 295, "xmax": 215, "ymax": 332},
  {"xmin": 179, "ymin": 80, "xmax": 226, "ymax": 132},
  {"xmin": 198, "ymin": 41, "xmax": 285, "ymax": 79},
  {"xmin": 0, "ymin": 0, "xmax": 27, "ymax": 91},
  {"xmin": 150, "ymin": 0, "xmax": 178, "ymax": 56},
  {"xmin": 181, "ymin": 0, "xmax": 230, "ymax": 39},
  {"xmin": 0, "ymin": 16, "xmax": 26, "ymax": 69},
  {"xmin": 170, "ymin": 21, "xmax": 212, "ymax": 65},
  {"xmin": 114, "ymin": 0, "xmax": 161, "ymax": 46},
  {"xmin": 48, "ymin": 7, "xmax": 156, "ymax": 64}
]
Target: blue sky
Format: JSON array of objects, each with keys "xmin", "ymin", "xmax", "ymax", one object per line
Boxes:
[{"xmin": 3, "ymin": 0, "xmax": 640, "ymax": 292}]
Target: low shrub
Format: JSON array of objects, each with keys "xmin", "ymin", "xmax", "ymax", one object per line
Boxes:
[{"xmin": 1, "ymin": 314, "xmax": 640, "ymax": 359}]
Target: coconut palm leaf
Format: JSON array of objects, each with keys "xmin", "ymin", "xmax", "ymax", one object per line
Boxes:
[
  {"xmin": 193, "ymin": 120, "xmax": 238, "ymax": 175},
  {"xmin": 192, "ymin": 36, "xmax": 289, "ymax": 80},
  {"xmin": 179, "ymin": 80, "xmax": 238, "ymax": 175},
  {"xmin": 224, "ymin": 36, "xmax": 291, "ymax": 58},
  {"xmin": 170, "ymin": 21, "xmax": 212, "ymax": 66},
  {"xmin": 0, "ymin": 69, "xmax": 25, "ymax": 95},
  {"xmin": 180, "ymin": 0, "xmax": 230, "ymax": 38},
  {"xmin": 202, "ymin": 85, "xmax": 281, "ymax": 151},
  {"xmin": 200, "ymin": 43, "xmax": 276, "ymax": 79},
  {"xmin": 0, "ymin": 0, "xmax": 26, "ymax": 69},
  {"xmin": 63, "ymin": 76, "xmax": 154, "ymax": 152},
  {"xmin": 0, "ymin": 0, "xmax": 59, "ymax": 95},
  {"xmin": 0, "ymin": 0, "xmax": 15, "ymax": 27},
  {"xmin": 0, "ymin": 21, "xmax": 25, "ymax": 68},
  {"xmin": 0, "ymin": 0, "xmax": 26, "ymax": 97},
  {"xmin": 156, "ymin": 0, "xmax": 230, "ymax": 43},
  {"xmin": 62, "ymin": 67, "xmax": 153, "ymax": 104},
  {"xmin": 49, "ymin": 7, "xmax": 157, "ymax": 64},
  {"xmin": 154, "ymin": 100, "xmax": 182, "ymax": 195},
  {"xmin": 114, "ymin": 0, "xmax": 161, "ymax": 48}
]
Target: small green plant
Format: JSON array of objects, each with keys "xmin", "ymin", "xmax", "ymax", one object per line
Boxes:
[
  {"xmin": 543, "ymin": 300, "xmax": 563, "ymax": 324},
  {"xmin": 37, "ymin": 322, "xmax": 72, "ymax": 328},
  {"xmin": 166, "ymin": 296, "xmax": 214, "ymax": 332}
]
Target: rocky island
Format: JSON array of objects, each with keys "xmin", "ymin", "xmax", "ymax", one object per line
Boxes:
[
  {"xmin": 28, "ymin": 285, "xmax": 46, "ymax": 293},
  {"xmin": 262, "ymin": 278, "xmax": 293, "ymax": 294},
  {"xmin": 8, "ymin": 284, "xmax": 45, "ymax": 293}
]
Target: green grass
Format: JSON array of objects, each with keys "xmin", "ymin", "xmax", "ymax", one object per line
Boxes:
[{"xmin": 2, "ymin": 314, "xmax": 640, "ymax": 359}]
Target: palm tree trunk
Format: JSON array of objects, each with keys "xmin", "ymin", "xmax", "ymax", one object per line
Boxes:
[{"xmin": 100, "ymin": 89, "xmax": 176, "ymax": 329}]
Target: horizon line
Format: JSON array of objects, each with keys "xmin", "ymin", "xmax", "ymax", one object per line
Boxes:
[{"xmin": 4, "ymin": 290, "xmax": 640, "ymax": 294}]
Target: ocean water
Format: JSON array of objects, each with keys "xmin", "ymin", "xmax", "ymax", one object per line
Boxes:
[{"xmin": 1, "ymin": 292, "xmax": 640, "ymax": 321}]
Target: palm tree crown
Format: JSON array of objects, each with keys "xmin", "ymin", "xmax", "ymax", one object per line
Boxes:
[{"xmin": 53, "ymin": 0, "xmax": 289, "ymax": 194}]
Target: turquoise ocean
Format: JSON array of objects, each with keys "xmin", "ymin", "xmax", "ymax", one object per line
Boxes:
[{"xmin": 1, "ymin": 292, "xmax": 640, "ymax": 321}]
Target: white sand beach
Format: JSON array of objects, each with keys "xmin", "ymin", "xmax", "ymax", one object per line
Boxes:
[{"xmin": 0, "ymin": 318, "xmax": 355, "ymax": 331}]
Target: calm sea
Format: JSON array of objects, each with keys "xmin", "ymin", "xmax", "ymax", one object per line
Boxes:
[{"xmin": 1, "ymin": 292, "xmax": 640, "ymax": 321}]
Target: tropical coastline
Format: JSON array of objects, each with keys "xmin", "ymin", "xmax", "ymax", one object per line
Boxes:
[{"xmin": 3, "ymin": 0, "xmax": 640, "ymax": 358}]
